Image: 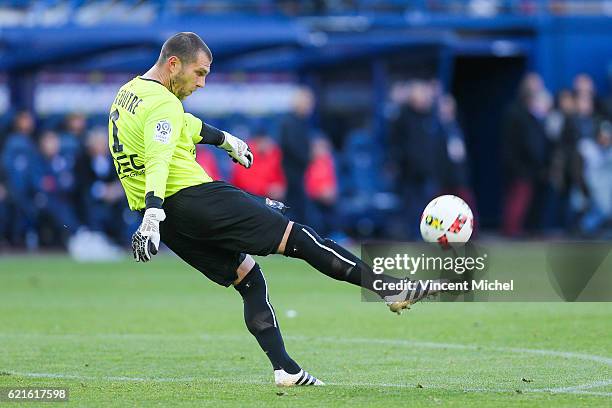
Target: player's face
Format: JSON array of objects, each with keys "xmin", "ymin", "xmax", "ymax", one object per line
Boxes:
[{"xmin": 173, "ymin": 51, "xmax": 211, "ymax": 100}]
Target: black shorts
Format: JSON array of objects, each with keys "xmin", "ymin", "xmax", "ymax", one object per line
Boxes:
[{"xmin": 160, "ymin": 181, "xmax": 289, "ymax": 287}]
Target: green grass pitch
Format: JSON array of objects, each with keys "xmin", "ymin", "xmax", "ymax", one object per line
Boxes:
[{"xmin": 0, "ymin": 254, "xmax": 611, "ymax": 407}]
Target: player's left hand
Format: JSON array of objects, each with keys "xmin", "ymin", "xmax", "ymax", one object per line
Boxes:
[
  {"xmin": 220, "ymin": 131, "xmax": 254, "ymax": 168},
  {"xmin": 132, "ymin": 208, "xmax": 166, "ymax": 262}
]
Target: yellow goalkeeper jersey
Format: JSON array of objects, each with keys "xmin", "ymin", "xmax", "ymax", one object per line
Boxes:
[{"xmin": 108, "ymin": 76, "xmax": 212, "ymax": 210}]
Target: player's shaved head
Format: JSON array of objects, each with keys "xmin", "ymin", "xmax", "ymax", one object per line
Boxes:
[
  {"xmin": 149, "ymin": 32, "xmax": 212, "ymax": 100},
  {"xmin": 157, "ymin": 32, "xmax": 212, "ymax": 66}
]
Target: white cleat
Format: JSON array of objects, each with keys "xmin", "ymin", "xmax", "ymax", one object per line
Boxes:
[
  {"xmin": 274, "ymin": 369, "xmax": 325, "ymax": 386},
  {"xmin": 385, "ymin": 279, "xmax": 447, "ymax": 315}
]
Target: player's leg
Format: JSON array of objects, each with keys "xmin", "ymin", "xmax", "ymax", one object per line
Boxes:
[
  {"xmin": 233, "ymin": 255, "xmax": 323, "ymax": 386},
  {"xmin": 158, "ymin": 213, "xmax": 322, "ymax": 386},
  {"xmin": 278, "ymin": 221, "xmax": 442, "ymax": 313},
  {"xmin": 233, "ymin": 255, "xmax": 299, "ymax": 373},
  {"xmin": 162, "ymin": 182, "xmax": 438, "ymax": 313}
]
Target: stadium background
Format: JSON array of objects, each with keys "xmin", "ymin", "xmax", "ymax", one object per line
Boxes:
[{"xmin": 0, "ymin": 0, "xmax": 611, "ymax": 251}]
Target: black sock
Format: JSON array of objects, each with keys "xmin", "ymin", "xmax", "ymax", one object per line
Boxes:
[
  {"xmin": 284, "ymin": 223, "xmax": 403, "ymax": 299},
  {"xmin": 234, "ymin": 263, "xmax": 301, "ymax": 374}
]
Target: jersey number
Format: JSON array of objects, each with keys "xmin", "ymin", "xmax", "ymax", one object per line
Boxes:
[{"xmin": 110, "ymin": 109, "xmax": 123, "ymax": 153}]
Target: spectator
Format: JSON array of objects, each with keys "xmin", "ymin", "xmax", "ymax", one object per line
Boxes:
[
  {"xmin": 603, "ymin": 70, "xmax": 612, "ymax": 119},
  {"xmin": 280, "ymin": 87, "xmax": 315, "ymax": 223},
  {"xmin": 573, "ymin": 73, "xmax": 607, "ymax": 118},
  {"xmin": 232, "ymin": 126, "xmax": 286, "ymax": 200},
  {"xmin": 502, "ymin": 72, "xmax": 545, "ymax": 140},
  {"xmin": 437, "ymin": 94, "xmax": 476, "ymax": 210},
  {"xmin": 573, "ymin": 73, "xmax": 595, "ymax": 99},
  {"xmin": 577, "ymin": 120, "xmax": 612, "ymax": 235},
  {"xmin": 558, "ymin": 90, "xmax": 603, "ymax": 228},
  {"xmin": 32, "ymin": 130, "xmax": 80, "ymax": 246},
  {"xmin": 389, "ymin": 80, "xmax": 446, "ymax": 238},
  {"xmin": 1, "ymin": 111, "xmax": 38, "ymax": 248},
  {"xmin": 571, "ymin": 92, "xmax": 598, "ymax": 141},
  {"xmin": 501, "ymin": 85, "xmax": 552, "ymax": 237},
  {"xmin": 76, "ymin": 127, "xmax": 133, "ymax": 244},
  {"xmin": 521, "ymin": 72, "xmax": 545, "ymax": 100},
  {"xmin": 305, "ymin": 137, "xmax": 338, "ymax": 236},
  {"xmin": 59, "ymin": 112, "xmax": 87, "ymax": 163},
  {"xmin": 559, "ymin": 88, "xmax": 577, "ymax": 116},
  {"xmin": 546, "ymin": 89, "xmax": 575, "ymax": 141},
  {"xmin": 545, "ymin": 89, "xmax": 577, "ymax": 231}
]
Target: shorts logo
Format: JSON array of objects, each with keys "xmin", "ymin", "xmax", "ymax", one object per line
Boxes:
[{"xmin": 154, "ymin": 120, "xmax": 172, "ymax": 144}]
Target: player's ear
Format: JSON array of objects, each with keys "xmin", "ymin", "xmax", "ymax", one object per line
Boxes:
[{"xmin": 167, "ymin": 56, "xmax": 182, "ymax": 74}]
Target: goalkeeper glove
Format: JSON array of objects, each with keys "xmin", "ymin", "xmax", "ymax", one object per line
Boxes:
[
  {"xmin": 132, "ymin": 208, "xmax": 166, "ymax": 262},
  {"xmin": 220, "ymin": 131, "xmax": 254, "ymax": 168}
]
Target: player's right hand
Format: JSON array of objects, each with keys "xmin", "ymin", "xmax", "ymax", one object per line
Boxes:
[
  {"xmin": 132, "ymin": 208, "xmax": 166, "ymax": 262},
  {"xmin": 220, "ymin": 131, "xmax": 254, "ymax": 168}
]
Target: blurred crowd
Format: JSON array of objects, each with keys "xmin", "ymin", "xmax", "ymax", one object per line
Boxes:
[
  {"xmin": 0, "ymin": 0, "xmax": 604, "ymax": 26},
  {"xmin": 0, "ymin": 112, "xmax": 139, "ymax": 250},
  {"xmin": 384, "ymin": 80, "xmax": 475, "ymax": 239},
  {"xmin": 1, "ymin": 72, "xmax": 611, "ymax": 250},
  {"xmin": 501, "ymin": 72, "xmax": 612, "ymax": 238}
]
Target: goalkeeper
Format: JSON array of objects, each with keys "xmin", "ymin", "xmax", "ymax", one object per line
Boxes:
[{"xmin": 110, "ymin": 32, "xmax": 438, "ymax": 387}]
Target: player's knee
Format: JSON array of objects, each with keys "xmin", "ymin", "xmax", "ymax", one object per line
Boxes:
[
  {"xmin": 284, "ymin": 223, "xmax": 323, "ymax": 258},
  {"xmin": 234, "ymin": 254, "xmax": 256, "ymax": 285},
  {"xmin": 284, "ymin": 223, "xmax": 354, "ymax": 281}
]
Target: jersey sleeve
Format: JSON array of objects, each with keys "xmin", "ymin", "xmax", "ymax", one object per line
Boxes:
[
  {"xmin": 184, "ymin": 112, "xmax": 204, "ymax": 144},
  {"xmin": 143, "ymin": 99, "xmax": 184, "ymax": 200}
]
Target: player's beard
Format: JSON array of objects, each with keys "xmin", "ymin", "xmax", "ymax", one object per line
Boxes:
[{"xmin": 169, "ymin": 73, "xmax": 188, "ymax": 100}]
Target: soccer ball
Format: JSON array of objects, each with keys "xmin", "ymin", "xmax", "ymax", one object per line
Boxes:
[{"xmin": 420, "ymin": 195, "xmax": 473, "ymax": 248}]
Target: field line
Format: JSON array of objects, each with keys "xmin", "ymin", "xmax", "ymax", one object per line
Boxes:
[
  {"xmin": 3, "ymin": 333, "xmax": 611, "ymax": 396},
  {"xmin": 280, "ymin": 335, "xmax": 612, "ymax": 366},
  {"xmin": 541, "ymin": 379, "xmax": 612, "ymax": 393},
  {"xmin": 6, "ymin": 371, "xmax": 612, "ymax": 396}
]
